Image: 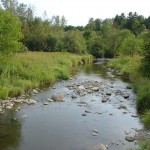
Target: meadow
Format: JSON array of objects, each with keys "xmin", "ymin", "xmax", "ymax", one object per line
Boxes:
[{"xmin": 0, "ymin": 52, "xmax": 92, "ymax": 99}]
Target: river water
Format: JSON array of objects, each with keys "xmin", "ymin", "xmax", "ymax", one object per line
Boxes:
[{"xmin": 0, "ymin": 61, "xmax": 143, "ymax": 150}]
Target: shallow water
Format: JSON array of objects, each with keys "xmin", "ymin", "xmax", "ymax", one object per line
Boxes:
[{"xmin": 0, "ymin": 62, "xmax": 143, "ymax": 150}]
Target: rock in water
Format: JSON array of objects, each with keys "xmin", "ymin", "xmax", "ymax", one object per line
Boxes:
[
  {"xmin": 123, "ymin": 93, "xmax": 129, "ymax": 99},
  {"xmin": 92, "ymin": 144, "xmax": 108, "ymax": 150},
  {"xmin": 28, "ymin": 99, "xmax": 37, "ymax": 105},
  {"xmin": 51, "ymin": 93, "xmax": 65, "ymax": 102},
  {"xmin": 125, "ymin": 136, "xmax": 136, "ymax": 142},
  {"xmin": 85, "ymin": 109, "xmax": 92, "ymax": 113},
  {"xmin": 77, "ymin": 85, "xmax": 86, "ymax": 96},
  {"xmin": 106, "ymin": 92, "xmax": 111, "ymax": 96},
  {"xmin": 47, "ymin": 98, "xmax": 53, "ymax": 102},
  {"xmin": 32, "ymin": 89, "xmax": 38, "ymax": 95},
  {"xmin": 82, "ymin": 113, "xmax": 87, "ymax": 116},
  {"xmin": 92, "ymin": 129, "xmax": 99, "ymax": 133},
  {"xmin": 91, "ymin": 87, "xmax": 99, "ymax": 91},
  {"xmin": 102, "ymin": 96, "xmax": 109, "ymax": 103},
  {"xmin": 43, "ymin": 102, "xmax": 49, "ymax": 105},
  {"xmin": 71, "ymin": 95, "xmax": 77, "ymax": 99}
]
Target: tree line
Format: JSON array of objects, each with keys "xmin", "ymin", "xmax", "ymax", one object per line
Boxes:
[{"xmin": 0, "ymin": 0, "xmax": 149, "ymax": 65}]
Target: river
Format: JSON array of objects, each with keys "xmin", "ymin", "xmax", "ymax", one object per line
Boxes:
[{"xmin": 0, "ymin": 61, "xmax": 144, "ymax": 150}]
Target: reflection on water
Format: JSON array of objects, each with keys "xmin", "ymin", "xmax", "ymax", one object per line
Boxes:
[
  {"xmin": 0, "ymin": 61, "xmax": 143, "ymax": 150},
  {"xmin": 0, "ymin": 111, "xmax": 21, "ymax": 150},
  {"xmin": 81, "ymin": 63, "xmax": 107, "ymax": 77}
]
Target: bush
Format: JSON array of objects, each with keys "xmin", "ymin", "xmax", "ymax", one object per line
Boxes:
[
  {"xmin": 0, "ymin": 52, "xmax": 92, "ymax": 99},
  {"xmin": 142, "ymin": 111, "xmax": 150, "ymax": 128},
  {"xmin": 135, "ymin": 79, "xmax": 150, "ymax": 111}
]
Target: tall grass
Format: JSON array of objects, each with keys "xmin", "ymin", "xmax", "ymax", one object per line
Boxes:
[
  {"xmin": 108, "ymin": 55, "xmax": 150, "ymax": 127},
  {"xmin": 0, "ymin": 52, "xmax": 92, "ymax": 99},
  {"xmin": 108, "ymin": 55, "xmax": 141, "ymax": 81},
  {"xmin": 128, "ymin": 139, "xmax": 150, "ymax": 150}
]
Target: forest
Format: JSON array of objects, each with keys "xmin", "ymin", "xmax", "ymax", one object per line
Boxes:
[{"xmin": 0, "ymin": 0, "xmax": 150, "ymax": 133}]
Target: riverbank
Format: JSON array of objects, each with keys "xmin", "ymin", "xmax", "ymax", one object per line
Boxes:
[
  {"xmin": 107, "ymin": 55, "xmax": 150, "ymax": 128},
  {"xmin": 0, "ymin": 52, "xmax": 92, "ymax": 100}
]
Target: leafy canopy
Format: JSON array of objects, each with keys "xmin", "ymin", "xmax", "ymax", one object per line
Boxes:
[{"xmin": 0, "ymin": 9, "xmax": 23, "ymax": 56}]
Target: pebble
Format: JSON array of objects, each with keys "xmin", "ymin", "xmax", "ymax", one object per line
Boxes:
[
  {"xmin": 95, "ymin": 112, "xmax": 103, "ymax": 115},
  {"xmin": 47, "ymin": 98, "xmax": 53, "ymax": 102},
  {"xmin": 85, "ymin": 109, "xmax": 92, "ymax": 113},
  {"xmin": 92, "ymin": 129, "xmax": 99, "ymax": 133},
  {"xmin": 44, "ymin": 102, "xmax": 49, "ymax": 105},
  {"xmin": 92, "ymin": 133, "xmax": 98, "ymax": 136},
  {"xmin": 124, "ymin": 130, "xmax": 131, "ymax": 135},
  {"xmin": 82, "ymin": 113, "xmax": 87, "ymax": 116},
  {"xmin": 131, "ymin": 114, "xmax": 138, "ymax": 118},
  {"xmin": 106, "ymin": 92, "xmax": 111, "ymax": 96},
  {"xmin": 71, "ymin": 95, "xmax": 77, "ymax": 99},
  {"xmin": 92, "ymin": 144, "xmax": 108, "ymax": 150},
  {"xmin": 125, "ymin": 136, "xmax": 136, "ymax": 142},
  {"xmin": 22, "ymin": 115, "xmax": 28, "ymax": 118}
]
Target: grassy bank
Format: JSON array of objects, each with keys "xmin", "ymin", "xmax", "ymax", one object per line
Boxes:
[
  {"xmin": 108, "ymin": 56, "xmax": 150, "ymax": 128},
  {"xmin": 0, "ymin": 52, "xmax": 92, "ymax": 99}
]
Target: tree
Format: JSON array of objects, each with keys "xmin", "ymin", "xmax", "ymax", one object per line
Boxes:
[
  {"xmin": 118, "ymin": 35, "xmax": 143, "ymax": 56},
  {"xmin": 140, "ymin": 31, "xmax": 150, "ymax": 76},
  {"xmin": 113, "ymin": 13, "xmax": 127, "ymax": 29},
  {"xmin": 64, "ymin": 30, "xmax": 87, "ymax": 54},
  {"xmin": 1, "ymin": 0, "xmax": 18, "ymax": 14},
  {"xmin": 0, "ymin": 9, "xmax": 23, "ymax": 56},
  {"xmin": 144, "ymin": 16, "xmax": 150, "ymax": 29},
  {"xmin": 112, "ymin": 29, "xmax": 133, "ymax": 56},
  {"xmin": 25, "ymin": 17, "xmax": 47, "ymax": 51},
  {"xmin": 86, "ymin": 18, "xmax": 95, "ymax": 30},
  {"xmin": 88, "ymin": 33, "xmax": 106, "ymax": 58}
]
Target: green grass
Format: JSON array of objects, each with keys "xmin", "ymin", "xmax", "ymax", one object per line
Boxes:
[
  {"xmin": 134, "ymin": 79, "xmax": 150, "ymax": 111},
  {"xmin": 108, "ymin": 55, "xmax": 141, "ymax": 81},
  {"xmin": 128, "ymin": 139, "xmax": 150, "ymax": 150},
  {"xmin": 142, "ymin": 111, "xmax": 150, "ymax": 128},
  {"xmin": 108, "ymin": 55, "xmax": 150, "ymax": 128},
  {"xmin": 0, "ymin": 52, "xmax": 92, "ymax": 99}
]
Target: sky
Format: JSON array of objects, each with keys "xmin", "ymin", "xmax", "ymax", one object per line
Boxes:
[{"xmin": 18, "ymin": 0, "xmax": 150, "ymax": 26}]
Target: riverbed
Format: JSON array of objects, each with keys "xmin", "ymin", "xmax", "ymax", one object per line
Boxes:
[{"xmin": 0, "ymin": 61, "xmax": 145, "ymax": 150}]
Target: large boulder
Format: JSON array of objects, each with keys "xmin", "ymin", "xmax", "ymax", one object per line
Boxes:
[{"xmin": 51, "ymin": 93, "xmax": 65, "ymax": 102}]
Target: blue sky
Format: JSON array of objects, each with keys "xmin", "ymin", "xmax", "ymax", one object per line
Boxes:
[{"xmin": 18, "ymin": 0, "xmax": 150, "ymax": 26}]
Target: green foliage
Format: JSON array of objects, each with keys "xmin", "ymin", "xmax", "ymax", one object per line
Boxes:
[
  {"xmin": 138, "ymin": 140, "xmax": 150, "ymax": 150},
  {"xmin": 0, "ymin": 52, "xmax": 92, "ymax": 99},
  {"xmin": 142, "ymin": 111, "xmax": 150, "ymax": 128},
  {"xmin": 128, "ymin": 140, "xmax": 150, "ymax": 150},
  {"xmin": 118, "ymin": 35, "xmax": 143, "ymax": 56},
  {"xmin": 86, "ymin": 18, "xmax": 102, "ymax": 31},
  {"xmin": 114, "ymin": 12, "xmax": 147, "ymax": 35},
  {"xmin": 135, "ymin": 79, "xmax": 150, "ymax": 111},
  {"xmin": 139, "ymin": 31, "xmax": 150, "ymax": 77},
  {"xmin": 108, "ymin": 55, "xmax": 141, "ymax": 80},
  {"xmin": 64, "ymin": 30, "xmax": 87, "ymax": 54},
  {"xmin": 87, "ymin": 33, "xmax": 106, "ymax": 58},
  {"xmin": 108, "ymin": 56, "xmax": 150, "ymax": 128},
  {"xmin": 0, "ymin": 86, "xmax": 9, "ymax": 99},
  {"xmin": 0, "ymin": 9, "xmax": 23, "ymax": 56}
]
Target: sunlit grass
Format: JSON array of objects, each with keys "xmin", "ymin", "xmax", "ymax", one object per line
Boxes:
[
  {"xmin": 108, "ymin": 55, "xmax": 150, "ymax": 128},
  {"xmin": 142, "ymin": 111, "xmax": 150, "ymax": 128},
  {"xmin": 128, "ymin": 139, "xmax": 150, "ymax": 150},
  {"xmin": 0, "ymin": 52, "xmax": 92, "ymax": 99},
  {"xmin": 108, "ymin": 55, "xmax": 142, "ymax": 80}
]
